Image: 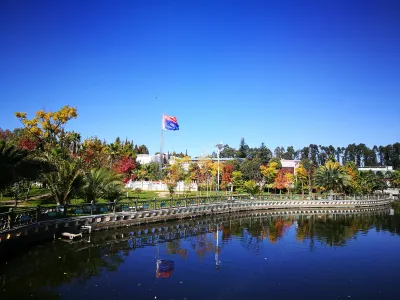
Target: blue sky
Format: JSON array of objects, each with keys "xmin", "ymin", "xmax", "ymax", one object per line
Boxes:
[{"xmin": 1, "ymin": 0, "xmax": 399, "ymax": 156}]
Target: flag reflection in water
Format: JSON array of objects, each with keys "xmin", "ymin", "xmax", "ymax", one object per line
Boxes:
[{"xmin": 156, "ymin": 259, "xmax": 175, "ymax": 278}]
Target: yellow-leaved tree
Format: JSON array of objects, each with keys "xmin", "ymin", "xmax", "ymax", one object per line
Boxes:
[
  {"xmin": 15, "ymin": 105, "xmax": 78, "ymax": 150},
  {"xmin": 260, "ymin": 160, "xmax": 280, "ymax": 193},
  {"xmin": 295, "ymin": 164, "xmax": 308, "ymax": 198}
]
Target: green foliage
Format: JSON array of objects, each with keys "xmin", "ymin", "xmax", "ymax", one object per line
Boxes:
[
  {"xmin": 240, "ymin": 157, "xmax": 263, "ymax": 181},
  {"xmin": 243, "ymin": 180, "xmax": 259, "ymax": 195},
  {"xmin": 232, "ymin": 171, "xmax": 244, "ymax": 193},
  {"xmin": 40, "ymin": 152, "xmax": 83, "ymax": 205},
  {"xmin": 314, "ymin": 161, "xmax": 351, "ymax": 193},
  {"xmin": 389, "ymin": 170, "xmax": 400, "ymax": 187},
  {"xmin": 80, "ymin": 168, "xmax": 123, "ymax": 203},
  {"xmin": 0, "ymin": 140, "xmax": 45, "ymax": 191},
  {"xmin": 356, "ymin": 171, "xmax": 384, "ymax": 194}
]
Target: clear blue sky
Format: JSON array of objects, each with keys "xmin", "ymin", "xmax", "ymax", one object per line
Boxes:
[{"xmin": 1, "ymin": 0, "xmax": 399, "ymax": 156}]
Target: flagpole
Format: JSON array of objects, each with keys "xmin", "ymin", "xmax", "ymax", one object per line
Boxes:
[{"xmin": 160, "ymin": 114, "xmax": 164, "ymax": 180}]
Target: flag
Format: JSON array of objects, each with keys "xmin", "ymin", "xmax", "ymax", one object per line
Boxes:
[
  {"xmin": 156, "ymin": 259, "xmax": 174, "ymax": 278},
  {"xmin": 163, "ymin": 114, "xmax": 179, "ymax": 131}
]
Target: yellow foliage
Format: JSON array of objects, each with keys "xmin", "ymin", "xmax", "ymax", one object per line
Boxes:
[
  {"xmin": 15, "ymin": 105, "xmax": 78, "ymax": 144},
  {"xmin": 14, "ymin": 112, "xmax": 27, "ymax": 119},
  {"xmin": 295, "ymin": 164, "xmax": 308, "ymax": 182},
  {"xmin": 260, "ymin": 161, "xmax": 280, "ymax": 183},
  {"xmin": 285, "ymin": 172, "xmax": 294, "ymax": 183}
]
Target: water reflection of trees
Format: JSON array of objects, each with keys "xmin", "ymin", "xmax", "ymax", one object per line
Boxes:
[
  {"xmin": 216, "ymin": 204, "xmax": 400, "ymax": 250},
  {"xmin": 1, "ymin": 204, "xmax": 400, "ymax": 298},
  {"xmin": 0, "ymin": 240, "xmax": 127, "ymax": 299},
  {"xmin": 295, "ymin": 205, "xmax": 400, "ymax": 247}
]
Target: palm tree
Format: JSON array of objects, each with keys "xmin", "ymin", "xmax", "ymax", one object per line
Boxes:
[
  {"xmin": 314, "ymin": 161, "xmax": 351, "ymax": 194},
  {"xmin": 0, "ymin": 141, "xmax": 43, "ymax": 190},
  {"xmin": 356, "ymin": 171, "xmax": 378, "ymax": 194},
  {"xmin": 106, "ymin": 143, "xmax": 120, "ymax": 169},
  {"xmin": 81, "ymin": 168, "xmax": 122, "ymax": 203},
  {"xmin": 41, "ymin": 152, "xmax": 82, "ymax": 206},
  {"xmin": 68, "ymin": 131, "xmax": 81, "ymax": 155}
]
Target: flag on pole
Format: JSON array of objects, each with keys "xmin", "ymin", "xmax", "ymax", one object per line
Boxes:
[{"xmin": 162, "ymin": 114, "xmax": 179, "ymax": 131}]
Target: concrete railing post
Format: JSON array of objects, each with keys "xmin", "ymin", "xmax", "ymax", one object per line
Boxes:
[
  {"xmin": 36, "ymin": 205, "xmax": 41, "ymax": 222},
  {"xmin": 8, "ymin": 208, "xmax": 14, "ymax": 230},
  {"xmin": 154, "ymin": 197, "xmax": 157, "ymax": 210}
]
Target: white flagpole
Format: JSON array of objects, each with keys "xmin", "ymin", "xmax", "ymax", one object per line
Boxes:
[{"xmin": 160, "ymin": 114, "xmax": 164, "ymax": 179}]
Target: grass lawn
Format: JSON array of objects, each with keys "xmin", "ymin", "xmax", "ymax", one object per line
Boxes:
[{"xmin": 28, "ymin": 187, "xmax": 51, "ymax": 197}]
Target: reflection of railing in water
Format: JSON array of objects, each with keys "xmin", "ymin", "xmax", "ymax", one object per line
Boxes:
[
  {"xmin": 0, "ymin": 197, "xmax": 393, "ymax": 238},
  {"xmin": 71, "ymin": 205, "xmax": 390, "ymax": 251}
]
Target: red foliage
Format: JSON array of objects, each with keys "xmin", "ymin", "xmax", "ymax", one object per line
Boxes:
[
  {"xmin": 273, "ymin": 169, "xmax": 292, "ymax": 190},
  {"xmin": 18, "ymin": 137, "xmax": 37, "ymax": 151},
  {"xmin": 114, "ymin": 156, "xmax": 136, "ymax": 174},
  {"xmin": 221, "ymin": 164, "xmax": 233, "ymax": 184},
  {"xmin": 123, "ymin": 174, "xmax": 137, "ymax": 184},
  {"xmin": 0, "ymin": 128, "xmax": 13, "ymax": 141},
  {"xmin": 114, "ymin": 156, "xmax": 136, "ymax": 183}
]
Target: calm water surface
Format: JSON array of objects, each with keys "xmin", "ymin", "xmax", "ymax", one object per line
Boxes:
[{"xmin": 1, "ymin": 204, "xmax": 400, "ymax": 300}]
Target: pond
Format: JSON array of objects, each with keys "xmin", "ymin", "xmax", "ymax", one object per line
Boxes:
[{"xmin": 1, "ymin": 204, "xmax": 400, "ymax": 300}]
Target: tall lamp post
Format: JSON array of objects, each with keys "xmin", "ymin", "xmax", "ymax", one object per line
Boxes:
[{"xmin": 215, "ymin": 142, "xmax": 224, "ymax": 196}]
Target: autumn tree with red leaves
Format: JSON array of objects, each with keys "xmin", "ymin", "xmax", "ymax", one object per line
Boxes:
[
  {"xmin": 18, "ymin": 136, "xmax": 37, "ymax": 151},
  {"xmin": 273, "ymin": 169, "xmax": 293, "ymax": 192},
  {"xmin": 114, "ymin": 156, "xmax": 136, "ymax": 183},
  {"xmin": 221, "ymin": 164, "xmax": 233, "ymax": 191}
]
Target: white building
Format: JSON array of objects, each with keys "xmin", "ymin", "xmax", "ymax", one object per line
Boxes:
[
  {"xmin": 168, "ymin": 156, "xmax": 241, "ymax": 171},
  {"xmin": 358, "ymin": 166, "xmax": 393, "ymax": 174},
  {"xmin": 280, "ymin": 159, "xmax": 301, "ymax": 174},
  {"xmin": 136, "ymin": 153, "xmax": 168, "ymax": 165},
  {"xmin": 126, "ymin": 180, "xmax": 198, "ymax": 192}
]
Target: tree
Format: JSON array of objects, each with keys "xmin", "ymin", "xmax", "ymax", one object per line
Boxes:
[
  {"xmin": 314, "ymin": 161, "xmax": 351, "ymax": 194},
  {"xmin": 15, "ymin": 105, "xmax": 78, "ymax": 150},
  {"xmin": 389, "ymin": 171, "xmax": 400, "ymax": 187},
  {"xmin": 256, "ymin": 142, "xmax": 272, "ymax": 164},
  {"xmin": 273, "ymin": 169, "xmax": 292, "ymax": 193},
  {"xmin": 343, "ymin": 161, "xmax": 358, "ymax": 195},
  {"xmin": 356, "ymin": 171, "xmax": 380, "ymax": 195},
  {"xmin": 243, "ymin": 180, "xmax": 259, "ymax": 196},
  {"xmin": 106, "ymin": 142, "xmax": 121, "ymax": 169},
  {"xmin": 165, "ymin": 161, "xmax": 185, "ymax": 196},
  {"xmin": 136, "ymin": 144, "xmax": 149, "ymax": 154},
  {"xmin": 238, "ymin": 138, "xmax": 249, "ymax": 158},
  {"xmin": 80, "ymin": 137, "xmax": 108, "ymax": 170},
  {"xmin": 80, "ymin": 168, "xmax": 122, "ymax": 203},
  {"xmin": 66, "ymin": 131, "xmax": 81, "ymax": 155},
  {"xmin": 231, "ymin": 171, "xmax": 244, "ymax": 194},
  {"xmin": 300, "ymin": 158, "xmax": 316, "ymax": 194},
  {"xmin": 282, "ymin": 146, "xmax": 295, "ymax": 160},
  {"xmin": 144, "ymin": 162, "xmax": 161, "ymax": 181},
  {"xmin": 240, "ymin": 157, "xmax": 262, "ymax": 181},
  {"xmin": 219, "ymin": 144, "xmax": 237, "ymax": 158},
  {"xmin": 274, "ymin": 146, "xmax": 285, "ymax": 160},
  {"xmin": 114, "ymin": 156, "xmax": 136, "ymax": 184},
  {"xmin": 260, "ymin": 160, "xmax": 280, "ymax": 193},
  {"xmin": 295, "ymin": 164, "xmax": 308, "ymax": 196},
  {"xmin": 40, "ymin": 152, "xmax": 82, "ymax": 206},
  {"xmin": 0, "ymin": 141, "xmax": 44, "ymax": 191},
  {"xmin": 221, "ymin": 164, "xmax": 233, "ymax": 192}
]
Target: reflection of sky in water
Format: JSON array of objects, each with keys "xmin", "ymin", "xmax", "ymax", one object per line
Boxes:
[{"xmin": 1, "ymin": 208, "xmax": 400, "ymax": 300}]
